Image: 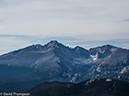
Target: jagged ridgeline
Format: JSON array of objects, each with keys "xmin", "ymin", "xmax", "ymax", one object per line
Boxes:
[{"xmin": 0, "ymin": 40, "xmax": 129, "ymax": 91}]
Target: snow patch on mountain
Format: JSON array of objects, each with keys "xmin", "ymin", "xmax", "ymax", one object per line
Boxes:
[
  {"xmin": 120, "ymin": 67, "xmax": 128, "ymax": 74},
  {"xmin": 110, "ymin": 48, "xmax": 117, "ymax": 52},
  {"xmin": 34, "ymin": 45, "xmax": 43, "ymax": 49},
  {"xmin": 99, "ymin": 50, "xmax": 105, "ymax": 53},
  {"xmin": 71, "ymin": 73, "xmax": 81, "ymax": 82},
  {"xmin": 90, "ymin": 53, "xmax": 98, "ymax": 61},
  {"xmin": 97, "ymin": 67, "xmax": 101, "ymax": 72},
  {"xmin": 85, "ymin": 79, "xmax": 95, "ymax": 86},
  {"xmin": 106, "ymin": 79, "xmax": 112, "ymax": 82}
]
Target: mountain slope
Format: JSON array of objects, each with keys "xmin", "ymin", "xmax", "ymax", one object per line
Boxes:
[
  {"xmin": 89, "ymin": 44, "xmax": 118, "ymax": 59},
  {"xmin": 0, "ymin": 40, "xmax": 128, "ymax": 91},
  {"xmin": 90, "ymin": 48, "xmax": 129, "ymax": 79},
  {"xmin": 26, "ymin": 78, "xmax": 129, "ymax": 96}
]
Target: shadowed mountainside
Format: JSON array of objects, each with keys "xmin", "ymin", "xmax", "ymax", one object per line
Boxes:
[{"xmin": 26, "ymin": 78, "xmax": 129, "ymax": 96}]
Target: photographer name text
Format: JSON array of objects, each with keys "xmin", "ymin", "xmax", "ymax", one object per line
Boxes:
[{"xmin": 0, "ymin": 92, "xmax": 30, "ymax": 96}]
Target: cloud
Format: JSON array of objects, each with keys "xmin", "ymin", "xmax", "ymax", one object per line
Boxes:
[
  {"xmin": 0, "ymin": 0, "xmax": 129, "ymax": 54},
  {"xmin": 0, "ymin": 35, "xmax": 30, "ymax": 55},
  {"xmin": 1, "ymin": 0, "xmax": 129, "ymax": 38},
  {"xmin": 116, "ymin": 19, "xmax": 129, "ymax": 23}
]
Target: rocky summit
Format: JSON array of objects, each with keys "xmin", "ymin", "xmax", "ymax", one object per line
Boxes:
[{"xmin": 0, "ymin": 40, "xmax": 129, "ymax": 91}]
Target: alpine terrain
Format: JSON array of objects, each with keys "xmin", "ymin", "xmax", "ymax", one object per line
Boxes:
[{"xmin": 0, "ymin": 40, "xmax": 129, "ymax": 91}]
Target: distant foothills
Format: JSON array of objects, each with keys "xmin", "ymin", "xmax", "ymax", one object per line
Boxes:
[{"xmin": 0, "ymin": 40, "xmax": 129, "ymax": 95}]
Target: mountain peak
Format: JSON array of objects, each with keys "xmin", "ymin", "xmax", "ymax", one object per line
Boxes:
[
  {"xmin": 75, "ymin": 46, "xmax": 88, "ymax": 51},
  {"xmin": 49, "ymin": 40, "xmax": 58, "ymax": 44},
  {"xmin": 47, "ymin": 40, "xmax": 59, "ymax": 48},
  {"xmin": 26, "ymin": 44, "xmax": 43, "ymax": 50},
  {"xmin": 103, "ymin": 44, "xmax": 116, "ymax": 48}
]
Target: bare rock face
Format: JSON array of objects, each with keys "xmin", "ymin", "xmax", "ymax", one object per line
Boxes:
[{"xmin": 0, "ymin": 40, "xmax": 129, "ymax": 91}]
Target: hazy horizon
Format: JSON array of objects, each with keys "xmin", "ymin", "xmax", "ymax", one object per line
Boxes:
[{"xmin": 0, "ymin": 0, "xmax": 129, "ymax": 55}]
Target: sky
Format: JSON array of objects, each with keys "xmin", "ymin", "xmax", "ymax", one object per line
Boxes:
[{"xmin": 0, "ymin": 0, "xmax": 129, "ymax": 55}]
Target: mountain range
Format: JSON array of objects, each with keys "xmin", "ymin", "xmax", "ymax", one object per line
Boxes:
[{"xmin": 0, "ymin": 40, "xmax": 129, "ymax": 91}]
